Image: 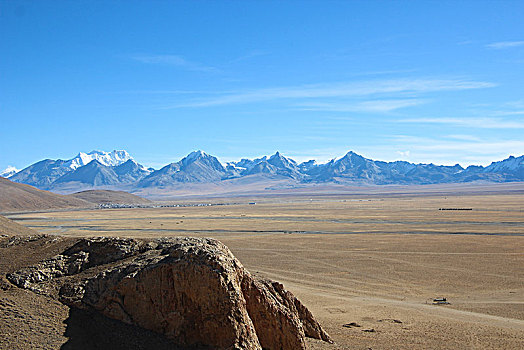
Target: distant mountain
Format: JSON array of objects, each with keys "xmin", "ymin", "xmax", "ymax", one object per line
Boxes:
[
  {"xmin": 484, "ymin": 155, "xmax": 523, "ymax": 176},
  {"xmin": 459, "ymin": 155, "xmax": 524, "ymax": 182},
  {"xmin": 7, "ymin": 150, "xmax": 524, "ymax": 193},
  {"xmin": 113, "ymin": 159, "xmax": 152, "ymax": 182},
  {"xmin": 0, "ymin": 166, "xmax": 19, "ymax": 178},
  {"xmin": 304, "ymin": 151, "xmax": 466, "ymax": 184},
  {"xmin": 9, "ymin": 150, "xmax": 149, "ymax": 190},
  {"xmin": 227, "ymin": 152, "xmax": 303, "ymax": 179},
  {"xmin": 307, "ymin": 151, "xmax": 382, "ymax": 183},
  {"xmin": 138, "ymin": 151, "xmax": 226, "ymax": 187},
  {"xmin": 53, "ymin": 159, "xmax": 152, "ymax": 188},
  {"xmin": 9, "ymin": 159, "xmax": 71, "ymax": 188},
  {"xmin": 53, "ymin": 160, "xmax": 121, "ymax": 186},
  {"xmin": 65, "ymin": 150, "xmax": 132, "ymax": 169}
]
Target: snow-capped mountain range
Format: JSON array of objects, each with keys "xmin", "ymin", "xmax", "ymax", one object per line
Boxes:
[{"xmin": 3, "ymin": 149, "xmax": 524, "ymax": 192}]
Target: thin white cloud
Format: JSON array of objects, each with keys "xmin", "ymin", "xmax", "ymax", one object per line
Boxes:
[
  {"xmin": 445, "ymin": 134, "xmax": 482, "ymax": 142},
  {"xmin": 486, "ymin": 41, "xmax": 524, "ymax": 49},
  {"xmin": 490, "ymin": 110, "xmax": 524, "ymax": 116},
  {"xmin": 397, "ymin": 117, "xmax": 524, "ymax": 129},
  {"xmin": 298, "ymin": 99, "xmax": 427, "ymax": 113},
  {"xmin": 131, "ymin": 54, "xmax": 218, "ymax": 72},
  {"xmin": 170, "ymin": 78, "xmax": 495, "ymax": 108}
]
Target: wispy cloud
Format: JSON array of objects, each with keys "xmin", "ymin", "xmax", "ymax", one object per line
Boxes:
[
  {"xmin": 486, "ymin": 41, "xmax": 524, "ymax": 49},
  {"xmin": 131, "ymin": 54, "xmax": 218, "ymax": 72},
  {"xmin": 297, "ymin": 99, "xmax": 427, "ymax": 113},
  {"xmin": 445, "ymin": 134, "xmax": 482, "ymax": 142},
  {"xmin": 169, "ymin": 78, "xmax": 495, "ymax": 108},
  {"xmin": 397, "ymin": 117, "xmax": 524, "ymax": 129}
]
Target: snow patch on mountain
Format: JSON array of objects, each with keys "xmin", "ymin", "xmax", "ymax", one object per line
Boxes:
[
  {"xmin": 0, "ymin": 166, "xmax": 19, "ymax": 178},
  {"xmin": 65, "ymin": 150, "xmax": 132, "ymax": 170}
]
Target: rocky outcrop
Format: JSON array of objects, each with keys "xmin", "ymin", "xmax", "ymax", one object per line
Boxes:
[{"xmin": 7, "ymin": 236, "xmax": 332, "ymax": 349}]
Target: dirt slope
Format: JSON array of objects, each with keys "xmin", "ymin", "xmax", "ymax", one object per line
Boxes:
[
  {"xmin": 0, "ymin": 177, "xmax": 91, "ymax": 213},
  {"xmin": 0, "ymin": 215, "xmax": 36, "ymax": 236}
]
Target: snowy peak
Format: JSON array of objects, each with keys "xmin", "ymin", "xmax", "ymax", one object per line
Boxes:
[
  {"xmin": 338, "ymin": 151, "xmax": 367, "ymax": 164},
  {"xmin": 187, "ymin": 150, "xmax": 207, "ymax": 159},
  {"xmin": 180, "ymin": 150, "xmax": 225, "ymax": 171},
  {"xmin": 66, "ymin": 150, "xmax": 132, "ymax": 169},
  {"xmin": 181, "ymin": 150, "xmax": 211, "ymax": 165},
  {"xmin": 268, "ymin": 151, "xmax": 297, "ymax": 167},
  {"xmin": 0, "ymin": 166, "xmax": 19, "ymax": 178}
]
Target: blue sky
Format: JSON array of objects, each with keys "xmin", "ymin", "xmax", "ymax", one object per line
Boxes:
[{"xmin": 1, "ymin": 0, "xmax": 523, "ymax": 170}]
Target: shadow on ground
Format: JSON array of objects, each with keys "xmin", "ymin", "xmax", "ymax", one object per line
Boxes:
[{"xmin": 61, "ymin": 307, "xmax": 204, "ymax": 350}]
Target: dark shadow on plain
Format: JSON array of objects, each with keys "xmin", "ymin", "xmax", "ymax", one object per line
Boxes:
[{"xmin": 61, "ymin": 307, "xmax": 208, "ymax": 350}]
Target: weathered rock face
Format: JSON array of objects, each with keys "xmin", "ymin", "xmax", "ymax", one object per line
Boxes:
[{"xmin": 7, "ymin": 236, "xmax": 332, "ymax": 349}]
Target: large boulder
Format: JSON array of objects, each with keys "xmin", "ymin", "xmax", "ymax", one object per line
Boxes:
[{"xmin": 7, "ymin": 236, "xmax": 332, "ymax": 349}]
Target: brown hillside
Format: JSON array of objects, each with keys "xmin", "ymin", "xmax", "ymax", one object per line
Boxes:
[
  {"xmin": 0, "ymin": 177, "xmax": 91, "ymax": 213},
  {"xmin": 0, "ymin": 215, "xmax": 36, "ymax": 236},
  {"xmin": 69, "ymin": 190, "xmax": 151, "ymax": 205}
]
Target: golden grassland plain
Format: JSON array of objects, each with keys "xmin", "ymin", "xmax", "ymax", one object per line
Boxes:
[{"xmin": 7, "ymin": 193, "xmax": 524, "ymax": 349}]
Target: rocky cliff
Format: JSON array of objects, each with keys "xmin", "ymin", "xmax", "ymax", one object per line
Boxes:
[{"xmin": 7, "ymin": 236, "xmax": 332, "ymax": 349}]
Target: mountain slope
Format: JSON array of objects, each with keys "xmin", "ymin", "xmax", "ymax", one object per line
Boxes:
[
  {"xmin": 0, "ymin": 177, "xmax": 91, "ymax": 212},
  {"xmin": 53, "ymin": 160, "xmax": 121, "ymax": 186},
  {"xmin": 228, "ymin": 152, "xmax": 303, "ymax": 179},
  {"xmin": 113, "ymin": 160, "xmax": 152, "ymax": 183},
  {"xmin": 9, "ymin": 159, "xmax": 71, "ymax": 189}
]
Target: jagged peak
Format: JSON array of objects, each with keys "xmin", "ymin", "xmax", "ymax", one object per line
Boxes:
[
  {"xmin": 335, "ymin": 151, "xmax": 367, "ymax": 163},
  {"xmin": 268, "ymin": 151, "xmax": 298, "ymax": 166}
]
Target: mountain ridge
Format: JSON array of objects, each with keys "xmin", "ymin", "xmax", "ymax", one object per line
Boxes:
[{"xmin": 5, "ymin": 150, "xmax": 524, "ymax": 192}]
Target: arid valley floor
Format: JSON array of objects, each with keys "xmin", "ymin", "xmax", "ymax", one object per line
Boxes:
[{"xmin": 2, "ymin": 188, "xmax": 524, "ymax": 349}]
